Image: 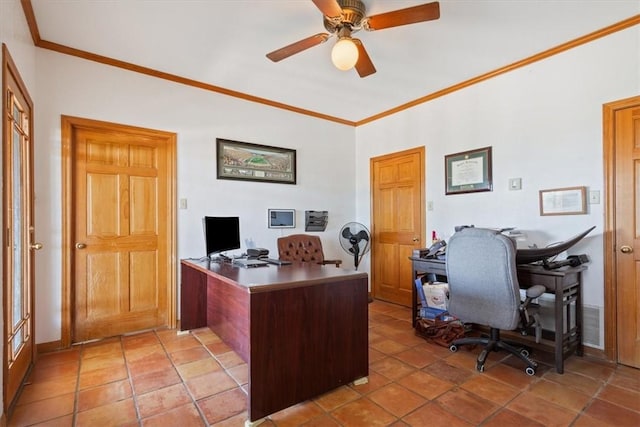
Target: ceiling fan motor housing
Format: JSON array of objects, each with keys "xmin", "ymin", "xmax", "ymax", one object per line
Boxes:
[{"xmin": 323, "ymin": 0, "xmax": 367, "ymax": 33}]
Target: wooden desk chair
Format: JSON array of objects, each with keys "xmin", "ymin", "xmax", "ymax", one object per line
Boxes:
[{"xmin": 277, "ymin": 234, "xmax": 342, "ymax": 267}]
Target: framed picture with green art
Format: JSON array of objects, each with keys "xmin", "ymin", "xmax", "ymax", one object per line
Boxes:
[{"xmin": 216, "ymin": 138, "xmax": 296, "ymax": 184}]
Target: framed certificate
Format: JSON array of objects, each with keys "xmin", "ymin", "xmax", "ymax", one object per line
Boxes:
[
  {"xmin": 539, "ymin": 186, "xmax": 587, "ymax": 215},
  {"xmin": 445, "ymin": 146, "xmax": 493, "ymax": 195}
]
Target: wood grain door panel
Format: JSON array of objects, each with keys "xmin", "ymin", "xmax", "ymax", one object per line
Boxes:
[
  {"xmin": 614, "ymin": 104, "xmax": 640, "ymax": 368},
  {"xmin": 371, "ymin": 148, "xmax": 424, "ymax": 306},
  {"xmin": 69, "ymin": 121, "xmax": 173, "ymax": 343}
]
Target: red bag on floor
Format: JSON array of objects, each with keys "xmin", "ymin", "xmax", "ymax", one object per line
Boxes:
[{"xmin": 415, "ymin": 316, "xmax": 466, "ymax": 347}]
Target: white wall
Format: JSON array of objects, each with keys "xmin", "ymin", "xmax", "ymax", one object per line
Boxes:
[
  {"xmin": 34, "ymin": 50, "xmax": 356, "ymax": 344},
  {"xmin": 355, "ymin": 26, "xmax": 640, "ymax": 349},
  {"xmin": 0, "ymin": 1, "xmax": 37, "ymax": 88}
]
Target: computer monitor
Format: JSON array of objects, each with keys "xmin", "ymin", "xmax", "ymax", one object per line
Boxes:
[{"xmin": 203, "ymin": 216, "xmax": 240, "ymax": 257}]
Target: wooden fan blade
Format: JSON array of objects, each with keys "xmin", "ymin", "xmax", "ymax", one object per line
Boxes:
[
  {"xmin": 366, "ymin": 2, "xmax": 440, "ymax": 31},
  {"xmin": 266, "ymin": 33, "xmax": 330, "ymax": 62},
  {"xmin": 353, "ymin": 39, "xmax": 376, "ymax": 78},
  {"xmin": 311, "ymin": 0, "xmax": 342, "ymax": 18}
]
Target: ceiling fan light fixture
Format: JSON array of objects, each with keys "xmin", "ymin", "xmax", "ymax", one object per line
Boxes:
[{"xmin": 331, "ymin": 38, "xmax": 359, "ymax": 71}]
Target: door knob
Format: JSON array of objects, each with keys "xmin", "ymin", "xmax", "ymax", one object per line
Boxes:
[
  {"xmin": 30, "ymin": 242, "xmax": 43, "ymax": 250},
  {"xmin": 75, "ymin": 243, "xmax": 87, "ymax": 249},
  {"xmin": 412, "ymin": 237, "xmax": 420, "ymax": 242},
  {"xmin": 620, "ymin": 245, "xmax": 633, "ymax": 254}
]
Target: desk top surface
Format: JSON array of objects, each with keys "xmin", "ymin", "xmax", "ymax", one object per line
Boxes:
[
  {"xmin": 410, "ymin": 256, "xmax": 587, "ymax": 276},
  {"xmin": 182, "ymin": 259, "xmax": 368, "ymax": 292}
]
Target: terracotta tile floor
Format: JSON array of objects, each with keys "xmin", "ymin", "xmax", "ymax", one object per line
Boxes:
[{"xmin": 9, "ymin": 300, "xmax": 640, "ymax": 426}]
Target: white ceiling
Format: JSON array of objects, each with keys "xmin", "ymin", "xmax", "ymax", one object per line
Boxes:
[{"xmin": 30, "ymin": 0, "xmax": 640, "ymax": 123}]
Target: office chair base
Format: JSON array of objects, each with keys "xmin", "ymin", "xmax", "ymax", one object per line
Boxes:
[{"xmin": 449, "ymin": 328, "xmax": 538, "ymax": 376}]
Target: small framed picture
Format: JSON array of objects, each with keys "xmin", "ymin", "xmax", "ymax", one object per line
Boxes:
[{"xmin": 539, "ymin": 186, "xmax": 587, "ymax": 216}]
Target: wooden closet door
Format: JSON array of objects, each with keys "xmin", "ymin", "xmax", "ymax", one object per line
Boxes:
[
  {"xmin": 613, "ymin": 103, "xmax": 640, "ymax": 368},
  {"xmin": 69, "ymin": 120, "xmax": 175, "ymax": 342},
  {"xmin": 371, "ymin": 147, "xmax": 425, "ymax": 306}
]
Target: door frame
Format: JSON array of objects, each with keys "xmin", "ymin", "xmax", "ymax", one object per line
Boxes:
[
  {"xmin": 60, "ymin": 115, "xmax": 177, "ymax": 348},
  {"xmin": 603, "ymin": 94, "xmax": 640, "ymax": 361}
]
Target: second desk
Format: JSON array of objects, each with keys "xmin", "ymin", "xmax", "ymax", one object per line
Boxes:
[{"xmin": 410, "ymin": 257, "xmax": 585, "ymax": 374}]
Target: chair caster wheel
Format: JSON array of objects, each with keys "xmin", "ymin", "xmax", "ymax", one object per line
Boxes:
[
  {"xmin": 525, "ymin": 366, "xmax": 536, "ymax": 376},
  {"xmin": 449, "ymin": 344, "xmax": 458, "ymax": 353},
  {"xmin": 476, "ymin": 362, "xmax": 485, "ymax": 373},
  {"xmin": 520, "ymin": 349, "xmax": 530, "ymax": 358}
]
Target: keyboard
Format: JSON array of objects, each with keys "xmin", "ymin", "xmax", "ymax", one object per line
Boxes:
[
  {"xmin": 263, "ymin": 258, "xmax": 292, "ymax": 266},
  {"xmin": 233, "ymin": 258, "xmax": 269, "ymax": 268}
]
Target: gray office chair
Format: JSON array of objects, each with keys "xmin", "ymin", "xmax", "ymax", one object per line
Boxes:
[{"xmin": 446, "ymin": 227, "xmax": 545, "ymax": 375}]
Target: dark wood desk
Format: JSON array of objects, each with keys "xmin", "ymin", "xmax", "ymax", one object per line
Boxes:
[
  {"xmin": 410, "ymin": 257, "xmax": 585, "ymax": 373},
  {"xmin": 180, "ymin": 259, "xmax": 369, "ymax": 423}
]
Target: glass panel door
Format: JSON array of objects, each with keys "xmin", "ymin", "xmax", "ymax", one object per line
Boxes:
[
  {"xmin": 3, "ymin": 46, "xmax": 37, "ymax": 415},
  {"xmin": 8, "ymin": 94, "xmax": 30, "ymax": 366}
]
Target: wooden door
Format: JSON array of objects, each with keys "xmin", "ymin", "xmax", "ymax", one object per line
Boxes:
[
  {"xmin": 610, "ymin": 99, "xmax": 640, "ymax": 368},
  {"xmin": 63, "ymin": 117, "xmax": 176, "ymax": 343},
  {"xmin": 371, "ymin": 147, "xmax": 424, "ymax": 306},
  {"xmin": 2, "ymin": 45, "xmax": 38, "ymax": 414}
]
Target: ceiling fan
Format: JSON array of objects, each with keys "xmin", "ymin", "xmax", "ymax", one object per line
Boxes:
[{"xmin": 266, "ymin": 0, "xmax": 440, "ymax": 78}]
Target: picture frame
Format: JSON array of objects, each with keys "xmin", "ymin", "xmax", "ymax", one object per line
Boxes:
[
  {"xmin": 217, "ymin": 138, "xmax": 296, "ymax": 184},
  {"xmin": 445, "ymin": 146, "xmax": 493, "ymax": 195},
  {"xmin": 539, "ymin": 186, "xmax": 587, "ymax": 216},
  {"xmin": 268, "ymin": 209, "xmax": 296, "ymax": 229}
]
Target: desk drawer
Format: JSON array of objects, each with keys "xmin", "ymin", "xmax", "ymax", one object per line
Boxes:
[{"xmin": 518, "ymin": 271, "xmax": 556, "ymax": 291}]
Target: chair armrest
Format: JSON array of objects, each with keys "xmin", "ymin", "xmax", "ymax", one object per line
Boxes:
[
  {"xmin": 526, "ymin": 285, "xmax": 546, "ymax": 299},
  {"xmin": 320, "ymin": 259, "xmax": 342, "ymax": 267}
]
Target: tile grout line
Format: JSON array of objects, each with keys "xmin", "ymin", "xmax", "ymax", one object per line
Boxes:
[
  {"xmin": 190, "ymin": 329, "xmax": 250, "ymax": 424},
  {"xmin": 156, "ymin": 329, "xmax": 211, "ymax": 426},
  {"xmin": 120, "ymin": 335, "xmax": 143, "ymax": 426},
  {"xmin": 72, "ymin": 344, "xmax": 83, "ymax": 426},
  {"xmin": 572, "ymin": 367, "xmax": 630, "ymax": 425}
]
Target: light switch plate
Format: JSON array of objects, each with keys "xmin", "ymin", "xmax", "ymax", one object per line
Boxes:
[
  {"xmin": 589, "ymin": 190, "xmax": 600, "ymax": 204},
  {"xmin": 509, "ymin": 178, "xmax": 522, "ymax": 190}
]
